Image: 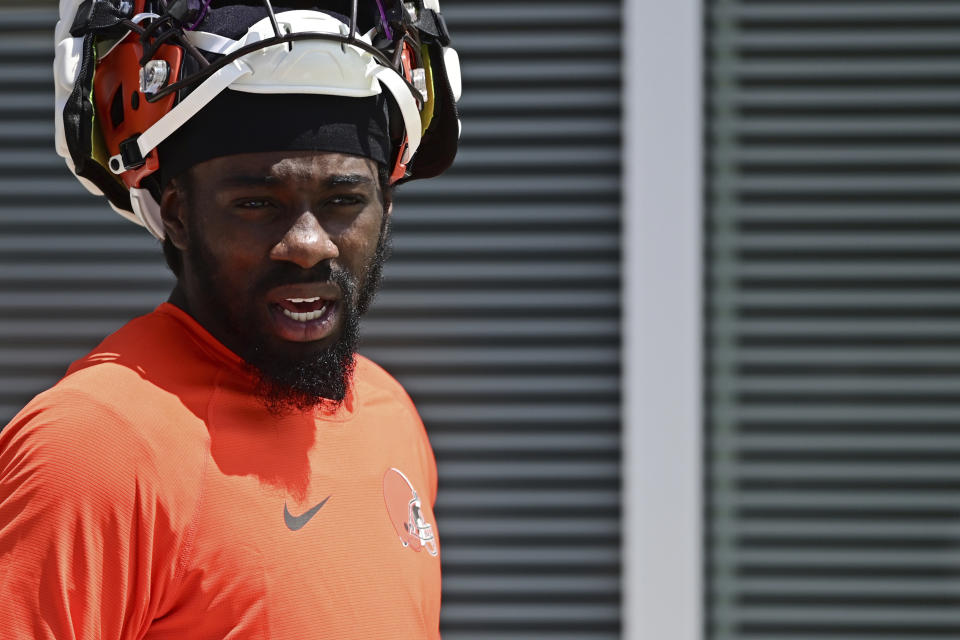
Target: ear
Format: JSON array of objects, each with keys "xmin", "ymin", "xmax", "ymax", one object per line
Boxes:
[{"xmin": 159, "ymin": 178, "xmax": 190, "ymax": 251}]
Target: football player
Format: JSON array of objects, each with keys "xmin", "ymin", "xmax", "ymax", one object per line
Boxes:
[{"xmin": 0, "ymin": 1, "xmax": 460, "ymax": 637}]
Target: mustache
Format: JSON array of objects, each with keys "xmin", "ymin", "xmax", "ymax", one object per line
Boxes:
[{"xmin": 255, "ymin": 262, "xmax": 358, "ymax": 299}]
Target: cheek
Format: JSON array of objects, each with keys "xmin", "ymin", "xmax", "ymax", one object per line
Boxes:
[
  {"xmin": 340, "ymin": 213, "xmax": 384, "ymax": 272},
  {"xmin": 195, "ymin": 229, "xmax": 266, "ymax": 294}
]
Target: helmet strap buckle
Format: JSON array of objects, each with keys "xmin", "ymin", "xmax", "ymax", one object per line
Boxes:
[{"xmin": 111, "ymin": 135, "xmax": 146, "ymax": 173}]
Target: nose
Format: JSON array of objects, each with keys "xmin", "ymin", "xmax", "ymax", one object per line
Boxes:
[{"xmin": 269, "ymin": 212, "xmax": 339, "ymax": 269}]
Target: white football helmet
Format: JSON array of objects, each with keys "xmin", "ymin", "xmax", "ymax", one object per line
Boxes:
[{"xmin": 55, "ymin": 0, "xmax": 462, "ymax": 238}]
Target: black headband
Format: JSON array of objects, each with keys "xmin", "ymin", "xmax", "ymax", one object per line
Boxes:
[{"xmin": 157, "ymin": 88, "xmax": 392, "ymax": 188}]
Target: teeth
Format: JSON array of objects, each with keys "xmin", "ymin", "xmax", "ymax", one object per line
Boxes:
[
  {"xmin": 287, "ymin": 297, "xmax": 321, "ymax": 304},
  {"xmin": 281, "ymin": 303, "xmax": 329, "ymax": 323}
]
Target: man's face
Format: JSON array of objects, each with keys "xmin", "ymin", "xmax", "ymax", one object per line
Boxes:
[{"xmin": 162, "ymin": 150, "xmax": 391, "ymax": 411}]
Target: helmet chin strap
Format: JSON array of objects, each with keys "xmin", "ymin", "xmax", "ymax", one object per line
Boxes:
[
  {"xmin": 108, "ymin": 58, "xmax": 254, "ymax": 175},
  {"xmin": 129, "ymin": 188, "xmax": 166, "ymax": 240}
]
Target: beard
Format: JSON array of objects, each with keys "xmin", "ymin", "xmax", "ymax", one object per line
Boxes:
[{"xmin": 188, "ymin": 215, "xmax": 392, "ymax": 415}]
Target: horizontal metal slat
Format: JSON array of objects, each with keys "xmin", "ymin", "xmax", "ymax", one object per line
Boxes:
[
  {"xmin": 453, "ymin": 32, "xmax": 618, "ymax": 56},
  {"xmin": 1, "ymin": 377, "xmax": 66, "ymax": 396},
  {"xmin": 714, "ymin": 378, "xmax": 960, "ymax": 395},
  {"xmin": 712, "ymin": 31, "xmax": 960, "ymax": 50},
  {"xmin": 713, "ymin": 318, "xmax": 960, "ymax": 337},
  {"xmin": 442, "ymin": 544, "xmax": 617, "ymax": 567},
  {"xmin": 711, "ymin": 291, "xmax": 960, "ymax": 308},
  {"xmin": 714, "ymin": 548, "xmax": 960, "ymax": 568},
  {"xmin": 444, "ymin": 575, "xmax": 618, "ymax": 597},
  {"xmin": 431, "ymin": 432, "xmax": 619, "ymax": 455},
  {"xmin": 460, "ymin": 116, "xmax": 619, "ymax": 139},
  {"xmin": 713, "ymin": 263, "xmax": 960, "ymax": 279},
  {"xmin": 401, "ymin": 375, "xmax": 619, "ymax": 397},
  {"xmin": 711, "ymin": 232, "xmax": 960, "ymax": 250},
  {"xmin": 712, "ymin": 88, "xmax": 960, "ymax": 108},
  {"xmin": 714, "ymin": 346, "xmax": 960, "ymax": 363},
  {"xmin": 464, "ymin": 60, "xmax": 619, "ymax": 83},
  {"xmin": 440, "ymin": 602, "xmax": 619, "ymax": 625},
  {"xmin": 710, "ymin": 635, "xmax": 954, "ymax": 640},
  {"xmin": 712, "ymin": 606, "xmax": 960, "ymax": 626},
  {"xmin": 0, "ymin": 35, "xmax": 53, "ymax": 56},
  {"xmin": 420, "ymin": 403, "xmax": 619, "ymax": 425},
  {"xmin": 713, "ymin": 520, "xmax": 960, "ymax": 538},
  {"xmin": 0, "ymin": 10, "xmax": 54, "ymax": 30},
  {"xmin": 714, "ymin": 577, "xmax": 960, "ymax": 597},
  {"xmin": 446, "ymin": 4, "xmax": 618, "ymax": 24},
  {"xmin": 438, "ymin": 460, "xmax": 619, "ymax": 482},
  {"xmin": 713, "ymin": 117, "xmax": 960, "ymax": 136},
  {"xmin": 712, "ymin": 3, "xmax": 960, "ymax": 21},
  {"xmin": 728, "ymin": 59, "xmax": 960, "ymax": 80},
  {"xmin": 440, "ymin": 515, "xmax": 617, "ymax": 538},
  {"xmin": 715, "ymin": 462, "xmax": 960, "ymax": 482},
  {"xmin": 452, "ymin": 146, "xmax": 619, "ymax": 168},
  {"xmin": 0, "ymin": 67, "xmax": 51, "ymax": 85},
  {"xmin": 433, "ymin": 634, "xmax": 617, "ymax": 640},
  {"xmin": 715, "ymin": 146, "xmax": 960, "ymax": 165},
  {"xmin": 712, "ymin": 175, "xmax": 960, "ymax": 193},
  {"xmin": 437, "ymin": 489, "xmax": 618, "ymax": 510},
  {"xmin": 715, "ymin": 491, "xmax": 960, "ymax": 510},
  {"xmin": 713, "ymin": 405, "xmax": 960, "ymax": 423}
]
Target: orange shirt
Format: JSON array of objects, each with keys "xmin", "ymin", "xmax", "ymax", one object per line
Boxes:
[{"xmin": 0, "ymin": 303, "xmax": 441, "ymax": 639}]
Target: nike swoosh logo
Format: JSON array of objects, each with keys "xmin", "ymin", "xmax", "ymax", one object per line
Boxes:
[{"xmin": 283, "ymin": 495, "xmax": 331, "ymax": 531}]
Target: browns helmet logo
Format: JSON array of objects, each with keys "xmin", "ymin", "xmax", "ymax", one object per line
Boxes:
[{"xmin": 382, "ymin": 467, "xmax": 438, "ymax": 556}]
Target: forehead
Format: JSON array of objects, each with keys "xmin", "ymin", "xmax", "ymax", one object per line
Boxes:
[{"xmin": 191, "ymin": 150, "xmax": 379, "ymax": 186}]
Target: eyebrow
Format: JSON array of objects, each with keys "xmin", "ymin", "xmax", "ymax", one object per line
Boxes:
[
  {"xmin": 324, "ymin": 173, "xmax": 375, "ymax": 188},
  {"xmin": 218, "ymin": 175, "xmax": 280, "ymax": 188},
  {"xmin": 218, "ymin": 173, "xmax": 374, "ymax": 189}
]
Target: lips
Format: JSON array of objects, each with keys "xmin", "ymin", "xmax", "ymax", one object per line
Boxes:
[
  {"xmin": 277, "ymin": 297, "xmax": 330, "ymax": 322},
  {"xmin": 266, "ymin": 286, "xmax": 342, "ymax": 343}
]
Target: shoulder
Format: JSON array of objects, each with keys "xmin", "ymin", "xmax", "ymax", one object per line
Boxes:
[
  {"xmin": 1, "ymin": 338, "xmax": 211, "ymax": 533},
  {"xmin": 0, "ymin": 371, "xmax": 207, "ymax": 632},
  {"xmin": 66, "ymin": 304, "xmax": 218, "ymax": 383},
  {"xmin": 352, "ymin": 355, "xmax": 437, "ymax": 494},
  {"xmin": 1, "ymin": 377, "xmax": 206, "ymax": 500},
  {"xmin": 354, "ymin": 354, "xmax": 419, "ymax": 415},
  {"xmin": 2, "ymin": 305, "xmax": 219, "ymax": 498},
  {"xmin": 52, "ymin": 305, "xmax": 221, "ymax": 438},
  {"xmin": 1, "ymin": 386, "xmax": 139, "ymax": 492}
]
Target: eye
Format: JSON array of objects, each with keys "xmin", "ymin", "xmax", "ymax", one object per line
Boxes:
[
  {"xmin": 327, "ymin": 194, "xmax": 367, "ymax": 207},
  {"xmin": 236, "ymin": 199, "xmax": 275, "ymax": 209}
]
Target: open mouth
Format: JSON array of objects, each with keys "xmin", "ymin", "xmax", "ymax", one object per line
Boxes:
[
  {"xmin": 277, "ymin": 297, "xmax": 331, "ymax": 322},
  {"xmin": 268, "ymin": 295, "xmax": 340, "ymax": 342}
]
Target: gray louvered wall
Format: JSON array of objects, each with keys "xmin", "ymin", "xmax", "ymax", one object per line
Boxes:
[
  {"xmin": 0, "ymin": 2, "xmax": 621, "ymax": 638},
  {"xmin": 706, "ymin": 2, "xmax": 960, "ymax": 640}
]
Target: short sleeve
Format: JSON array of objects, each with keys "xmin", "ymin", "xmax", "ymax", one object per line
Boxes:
[
  {"xmin": 404, "ymin": 393, "xmax": 438, "ymax": 508},
  {"xmin": 0, "ymin": 391, "xmax": 187, "ymax": 639}
]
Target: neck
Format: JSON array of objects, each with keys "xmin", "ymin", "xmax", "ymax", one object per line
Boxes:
[{"xmin": 167, "ymin": 284, "xmax": 191, "ymax": 316}]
